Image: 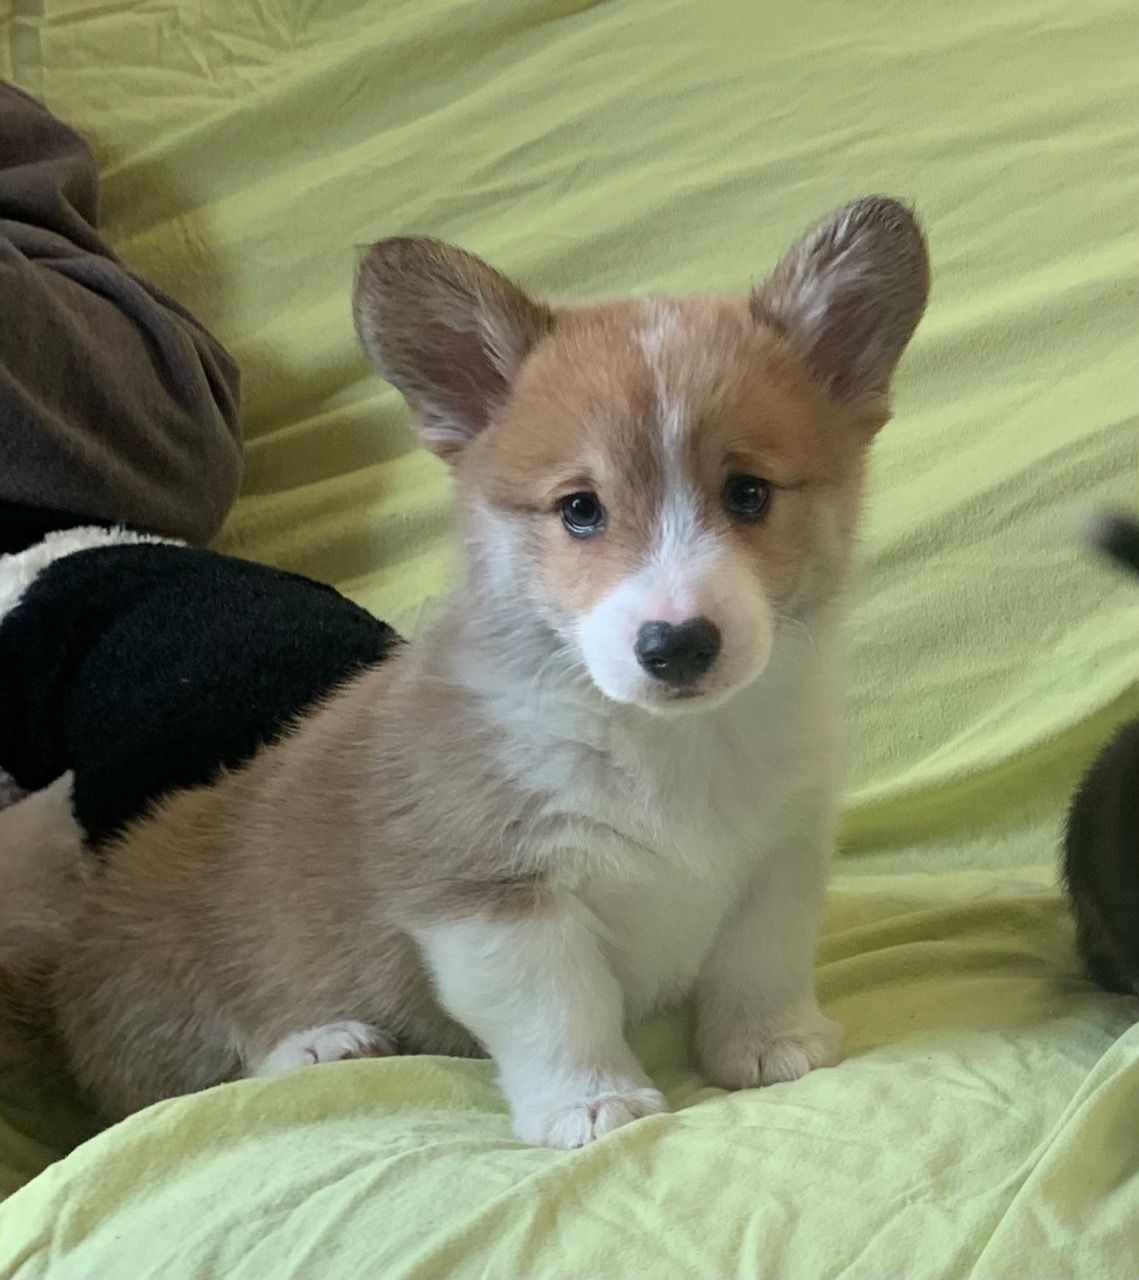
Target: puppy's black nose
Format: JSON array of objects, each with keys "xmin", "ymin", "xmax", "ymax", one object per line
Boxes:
[{"xmin": 635, "ymin": 617, "xmax": 722, "ymax": 686}]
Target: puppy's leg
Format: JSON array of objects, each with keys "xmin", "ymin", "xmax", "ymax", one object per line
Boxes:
[
  {"xmin": 417, "ymin": 893, "xmax": 666, "ymax": 1148},
  {"xmin": 697, "ymin": 824, "xmax": 841, "ymax": 1089},
  {"xmin": 51, "ymin": 830, "xmax": 244, "ymax": 1116},
  {"xmin": 53, "ymin": 941, "xmax": 244, "ymax": 1117},
  {"xmin": 253, "ymin": 1021, "xmax": 397, "ymax": 1076}
]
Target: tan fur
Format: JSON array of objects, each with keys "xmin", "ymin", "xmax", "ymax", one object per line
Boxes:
[
  {"xmin": 453, "ymin": 296, "xmax": 872, "ymax": 619},
  {"xmin": 15, "ymin": 197, "xmax": 929, "ymax": 1129},
  {"xmin": 0, "ymin": 776, "xmax": 83, "ymax": 1067}
]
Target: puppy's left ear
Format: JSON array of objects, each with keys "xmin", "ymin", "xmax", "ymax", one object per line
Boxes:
[
  {"xmin": 751, "ymin": 196, "xmax": 930, "ymax": 426},
  {"xmin": 353, "ymin": 238, "xmax": 553, "ymax": 462}
]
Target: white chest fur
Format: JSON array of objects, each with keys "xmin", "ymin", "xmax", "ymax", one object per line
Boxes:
[{"xmin": 488, "ymin": 623, "xmax": 841, "ymax": 1021}]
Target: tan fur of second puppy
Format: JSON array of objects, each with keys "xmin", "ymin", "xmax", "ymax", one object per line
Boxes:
[{"xmin": 42, "ymin": 197, "xmax": 929, "ymax": 1147}]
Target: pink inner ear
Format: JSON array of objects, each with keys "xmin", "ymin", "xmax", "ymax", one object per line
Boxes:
[
  {"xmin": 423, "ymin": 324, "xmax": 508, "ymax": 435},
  {"xmin": 805, "ymin": 291, "xmax": 883, "ymax": 403},
  {"xmin": 810, "ymin": 293, "xmax": 863, "ymax": 401}
]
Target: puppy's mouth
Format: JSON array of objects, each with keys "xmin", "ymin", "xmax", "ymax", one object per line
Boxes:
[{"xmin": 630, "ymin": 681, "xmax": 733, "ymax": 715}]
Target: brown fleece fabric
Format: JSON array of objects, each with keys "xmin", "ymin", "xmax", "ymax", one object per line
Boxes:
[{"xmin": 0, "ymin": 82, "xmax": 242, "ymax": 548}]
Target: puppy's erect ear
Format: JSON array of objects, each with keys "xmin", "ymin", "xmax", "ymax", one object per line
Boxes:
[
  {"xmin": 353, "ymin": 238, "xmax": 553, "ymax": 460},
  {"xmin": 751, "ymin": 197, "xmax": 930, "ymax": 423}
]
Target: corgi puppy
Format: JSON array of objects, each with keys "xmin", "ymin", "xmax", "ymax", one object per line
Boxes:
[
  {"xmin": 1063, "ymin": 514, "xmax": 1139, "ymax": 994},
  {"xmin": 0, "ymin": 197, "xmax": 928, "ymax": 1147}
]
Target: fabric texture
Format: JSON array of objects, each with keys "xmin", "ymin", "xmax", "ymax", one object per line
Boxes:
[
  {"xmin": 1, "ymin": 0, "xmax": 1138, "ymax": 1275},
  {"xmin": 0, "ymin": 538, "xmax": 401, "ymax": 845},
  {"xmin": 0, "ymin": 82, "xmax": 242, "ymax": 546}
]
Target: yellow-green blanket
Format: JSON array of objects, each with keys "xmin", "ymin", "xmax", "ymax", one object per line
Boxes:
[{"xmin": 2, "ymin": 1, "xmax": 1138, "ymax": 1275}]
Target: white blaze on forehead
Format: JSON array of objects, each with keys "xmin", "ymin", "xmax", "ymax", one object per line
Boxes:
[
  {"xmin": 572, "ymin": 303, "xmax": 773, "ymax": 704},
  {"xmin": 638, "ymin": 300, "xmax": 686, "ymax": 448},
  {"xmin": 636, "ymin": 302, "xmax": 721, "ymax": 617}
]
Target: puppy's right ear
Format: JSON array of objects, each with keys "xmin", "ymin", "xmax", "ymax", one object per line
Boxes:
[
  {"xmin": 751, "ymin": 197, "xmax": 929, "ymax": 428},
  {"xmin": 353, "ymin": 239, "xmax": 553, "ymax": 461}
]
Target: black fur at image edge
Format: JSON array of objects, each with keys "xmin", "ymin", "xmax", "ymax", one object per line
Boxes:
[
  {"xmin": 1062, "ymin": 513, "xmax": 1139, "ymax": 994},
  {"xmin": 0, "ymin": 540, "xmax": 402, "ymax": 850}
]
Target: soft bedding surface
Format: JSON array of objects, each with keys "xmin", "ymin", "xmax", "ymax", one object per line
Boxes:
[{"xmin": 1, "ymin": 0, "xmax": 1138, "ymax": 1275}]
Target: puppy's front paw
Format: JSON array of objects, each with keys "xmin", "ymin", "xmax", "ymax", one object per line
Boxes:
[
  {"xmin": 514, "ymin": 1086, "xmax": 667, "ymax": 1149},
  {"xmin": 700, "ymin": 1007, "xmax": 842, "ymax": 1090}
]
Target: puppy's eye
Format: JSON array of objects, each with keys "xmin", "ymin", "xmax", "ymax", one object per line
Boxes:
[
  {"xmin": 559, "ymin": 491, "xmax": 605, "ymax": 538},
  {"xmin": 723, "ymin": 474, "xmax": 771, "ymax": 522}
]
